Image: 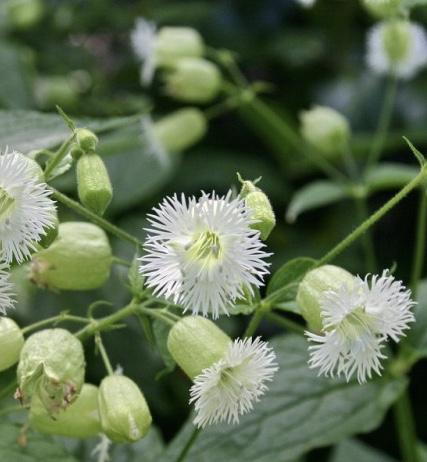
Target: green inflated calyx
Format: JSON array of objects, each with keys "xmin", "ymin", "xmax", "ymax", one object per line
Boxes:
[
  {"xmin": 239, "ymin": 176, "xmax": 276, "ymax": 240},
  {"xmin": 0, "ymin": 318, "xmax": 24, "ymax": 372},
  {"xmin": 30, "ymin": 222, "xmax": 112, "ymax": 291},
  {"xmin": 76, "ymin": 152, "xmax": 113, "ymax": 216},
  {"xmin": 155, "ymin": 27, "xmax": 204, "ymax": 67},
  {"xmin": 383, "ymin": 20, "xmax": 411, "ymax": 63},
  {"xmin": 362, "ymin": 0, "xmax": 401, "ymax": 18},
  {"xmin": 153, "ymin": 108, "xmax": 207, "ymax": 154},
  {"xmin": 30, "ymin": 383, "xmax": 101, "ymax": 438},
  {"xmin": 167, "ymin": 316, "xmax": 231, "ymax": 380},
  {"xmin": 16, "ymin": 328, "xmax": 85, "ymax": 415},
  {"xmin": 98, "ymin": 375, "xmax": 152, "ymax": 443},
  {"xmin": 297, "ymin": 265, "xmax": 355, "ymax": 332}
]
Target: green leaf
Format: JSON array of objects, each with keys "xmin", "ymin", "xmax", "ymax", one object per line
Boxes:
[
  {"xmin": 365, "ymin": 163, "xmax": 419, "ymax": 194},
  {"xmin": 266, "ymin": 257, "xmax": 316, "ymax": 307},
  {"xmin": 330, "ymin": 439, "xmax": 396, "ymax": 462},
  {"xmin": 158, "ymin": 335, "xmax": 405, "ymax": 462},
  {"xmin": 0, "ymin": 423, "xmax": 77, "ymax": 462},
  {"xmin": 403, "ymin": 137, "xmax": 426, "ymax": 168},
  {"xmin": 406, "ymin": 279, "xmax": 427, "ymax": 356},
  {"xmin": 153, "ymin": 320, "xmax": 176, "ymax": 377},
  {"xmin": 286, "ymin": 181, "xmax": 349, "ymax": 223},
  {"xmin": 0, "ymin": 110, "xmax": 138, "ymax": 153}
]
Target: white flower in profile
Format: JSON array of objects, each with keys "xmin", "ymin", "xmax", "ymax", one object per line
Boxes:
[
  {"xmin": 131, "ymin": 17, "xmax": 157, "ymax": 85},
  {"xmin": 0, "ymin": 151, "xmax": 56, "ymax": 263},
  {"xmin": 190, "ymin": 337, "xmax": 278, "ymax": 428},
  {"xmin": 306, "ymin": 270, "xmax": 415, "ymax": 383},
  {"xmin": 140, "ymin": 116, "xmax": 169, "ymax": 166},
  {"xmin": 139, "ymin": 191, "xmax": 271, "ymax": 318},
  {"xmin": 0, "ymin": 263, "xmax": 15, "ymax": 315},
  {"xmin": 366, "ymin": 20, "xmax": 427, "ymax": 79}
]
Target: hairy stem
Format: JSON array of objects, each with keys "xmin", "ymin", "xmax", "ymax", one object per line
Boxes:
[
  {"xmin": 175, "ymin": 427, "xmax": 202, "ymax": 462},
  {"xmin": 21, "ymin": 313, "xmax": 89, "ymax": 334},
  {"xmin": 265, "ymin": 312, "xmax": 305, "ymax": 335},
  {"xmin": 354, "ymin": 196, "xmax": 377, "ymax": 272},
  {"xmin": 95, "ymin": 333, "xmax": 114, "ymax": 376}
]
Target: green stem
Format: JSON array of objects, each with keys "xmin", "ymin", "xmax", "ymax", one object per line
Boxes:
[
  {"xmin": 112, "ymin": 256, "xmax": 132, "ymax": 268},
  {"xmin": 244, "ymin": 302, "xmax": 272, "ymax": 337},
  {"xmin": 354, "ymin": 196, "xmax": 377, "ymax": 272},
  {"xmin": 95, "ymin": 333, "xmax": 114, "ymax": 376},
  {"xmin": 410, "ymin": 188, "xmax": 427, "ymax": 297},
  {"xmin": 21, "ymin": 313, "xmax": 89, "ymax": 334},
  {"xmin": 317, "ymin": 167, "xmax": 427, "ymax": 267},
  {"xmin": 175, "ymin": 427, "xmax": 202, "ymax": 462},
  {"xmin": 265, "ymin": 312, "xmax": 305, "ymax": 335},
  {"xmin": 51, "ymin": 188, "xmax": 143, "ymax": 248},
  {"xmin": 366, "ymin": 74, "xmax": 398, "ymax": 170},
  {"xmin": 44, "ymin": 135, "xmax": 75, "ymax": 181},
  {"xmin": 393, "ymin": 389, "xmax": 420, "ymax": 462}
]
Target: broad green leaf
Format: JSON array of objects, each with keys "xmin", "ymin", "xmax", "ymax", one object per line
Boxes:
[
  {"xmin": 0, "ymin": 110, "xmax": 138, "ymax": 153},
  {"xmin": 330, "ymin": 439, "xmax": 396, "ymax": 462},
  {"xmin": 266, "ymin": 257, "xmax": 316, "ymax": 308},
  {"xmin": 406, "ymin": 279, "xmax": 427, "ymax": 356},
  {"xmin": 0, "ymin": 423, "xmax": 77, "ymax": 462},
  {"xmin": 365, "ymin": 163, "xmax": 419, "ymax": 194},
  {"xmin": 158, "ymin": 335, "xmax": 405, "ymax": 462},
  {"xmin": 286, "ymin": 181, "xmax": 349, "ymax": 223}
]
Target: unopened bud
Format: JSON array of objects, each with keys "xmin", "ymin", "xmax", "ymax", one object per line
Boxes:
[
  {"xmin": 153, "ymin": 108, "xmax": 207, "ymax": 154},
  {"xmin": 75, "ymin": 128, "xmax": 99, "ymax": 153},
  {"xmin": 167, "ymin": 316, "xmax": 230, "ymax": 379},
  {"xmin": 30, "ymin": 222, "xmax": 112, "ymax": 291},
  {"xmin": 382, "ymin": 20, "xmax": 411, "ymax": 63},
  {"xmin": 98, "ymin": 375, "xmax": 152, "ymax": 443},
  {"xmin": 239, "ymin": 177, "xmax": 275, "ymax": 240},
  {"xmin": 0, "ymin": 318, "xmax": 24, "ymax": 372},
  {"xmin": 297, "ymin": 265, "xmax": 355, "ymax": 332},
  {"xmin": 300, "ymin": 105, "xmax": 350, "ymax": 156},
  {"xmin": 16, "ymin": 328, "xmax": 85, "ymax": 414},
  {"xmin": 76, "ymin": 153, "xmax": 113, "ymax": 216},
  {"xmin": 30, "ymin": 383, "xmax": 101, "ymax": 438},
  {"xmin": 156, "ymin": 27, "xmax": 204, "ymax": 67},
  {"xmin": 362, "ymin": 0, "xmax": 401, "ymax": 18},
  {"xmin": 164, "ymin": 58, "xmax": 222, "ymax": 103}
]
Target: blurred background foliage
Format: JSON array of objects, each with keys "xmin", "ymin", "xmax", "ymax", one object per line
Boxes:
[{"xmin": 2, "ymin": 0, "xmax": 427, "ymax": 460}]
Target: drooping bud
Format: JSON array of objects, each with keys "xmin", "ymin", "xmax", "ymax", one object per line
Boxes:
[
  {"xmin": 163, "ymin": 58, "xmax": 222, "ymax": 103},
  {"xmin": 167, "ymin": 316, "xmax": 231, "ymax": 379},
  {"xmin": 300, "ymin": 105, "xmax": 350, "ymax": 156},
  {"xmin": 30, "ymin": 222, "xmax": 112, "ymax": 291},
  {"xmin": 30, "ymin": 383, "xmax": 101, "ymax": 438},
  {"xmin": 362, "ymin": 0, "xmax": 401, "ymax": 18},
  {"xmin": 239, "ymin": 176, "xmax": 276, "ymax": 240},
  {"xmin": 75, "ymin": 128, "xmax": 99, "ymax": 153},
  {"xmin": 0, "ymin": 318, "xmax": 24, "ymax": 372},
  {"xmin": 297, "ymin": 265, "xmax": 355, "ymax": 332},
  {"xmin": 16, "ymin": 328, "xmax": 85, "ymax": 414},
  {"xmin": 98, "ymin": 375, "xmax": 152, "ymax": 443},
  {"xmin": 155, "ymin": 27, "xmax": 204, "ymax": 67},
  {"xmin": 153, "ymin": 108, "xmax": 207, "ymax": 154},
  {"xmin": 76, "ymin": 153, "xmax": 113, "ymax": 216}
]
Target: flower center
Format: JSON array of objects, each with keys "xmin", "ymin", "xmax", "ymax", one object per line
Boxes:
[
  {"xmin": 0, "ymin": 187, "xmax": 15, "ymax": 224},
  {"xmin": 338, "ymin": 307, "xmax": 373, "ymax": 340},
  {"xmin": 186, "ymin": 230, "xmax": 222, "ymax": 263}
]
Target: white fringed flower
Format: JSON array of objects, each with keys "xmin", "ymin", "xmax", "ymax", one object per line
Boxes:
[
  {"xmin": 0, "ymin": 263, "xmax": 15, "ymax": 315},
  {"xmin": 140, "ymin": 116, "xmax": 169, "ymax": 166},
  {"xmin": 366, "ymin": 21, "xmax": 427, "ymax": 79},
  {"xmin": 189, "ymin": 337, "xmax": 278, "ymax": 428},
  {"xmin": 306, "ymin": 270, "xmax": 415, "ymax": 383},
  {"xmin": 131, "ymin": 18, "xmax": 157, "ymax": 85},
  {"xmin": 0, "ymin": 151, "xmax": 56, "ymax": 263},
  {"xmin": 139, "ymin": 191, "xmax": 271, "ymax": 318}
]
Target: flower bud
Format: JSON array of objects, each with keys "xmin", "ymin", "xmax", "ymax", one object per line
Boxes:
[
  {"xmin": 75, "ymin": 128, "xmax": 99, "ymax": 153},
  {"xmin": 30, "ymin": 222, "xmax": 112, "ymax": 291},
  {"xmin": 0, "ymin": 318, "xmax": 24, "ymax": 372},
  {"xmin": 382, "ymin": 20, "xmax": 411, "ymax": 63},
  {"xmin": 155, "ymin": 27, "xmax": 204, "ymax": 67},
  {"xmin": 153, "ymin": 108, "xmax": 207, "ymax": 154},
  {"xmin": 30, "ymin": 383, "xmax": 101, "ymax": 438},
  {"xmin": 7, "ymin": 0, "xmax": 44, "ymax": 30},
  {"xmin": 98, "ymin": 375, "xmax": 152, "ymax": 443},
  {"xmin": 297, "ymin": 265, "xmax": 355, "ymax": 332},
  {"xmin": 362, "ymin": 0, "xmax": 401, "ymax": 18},
  {"xmin": 167, "ymin": 316, "xmax": 231, "ymax": 379},
  {"xmin": 76, "ymin": 153, "xmax": 113, "ymax": 216},
  {"xmin": 16, "ymin": 328, "xmax": 85, "ymax": 414},
  {"xmin": 300, "ymin": 105, "xmax": 350, "ymax": 156},
  {"xmin": 239, "ymin": 178, "xmax": 275, "ymax": 240},
  {"xmin": 164, "ymin": 58, "xmax": 222, "ymax": 103}
]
